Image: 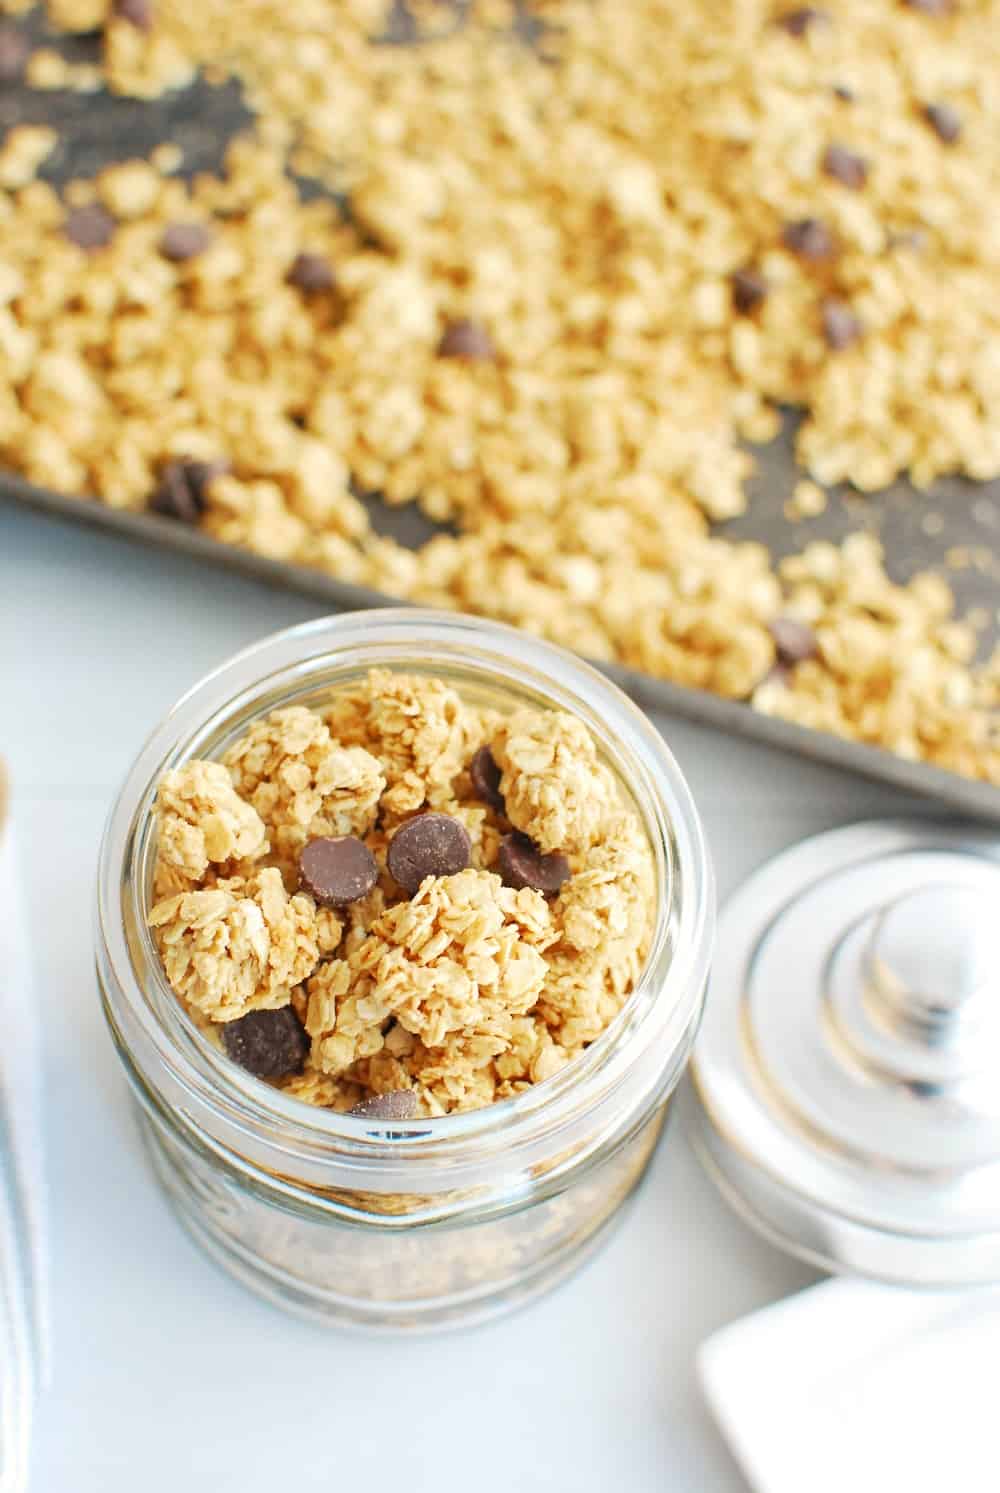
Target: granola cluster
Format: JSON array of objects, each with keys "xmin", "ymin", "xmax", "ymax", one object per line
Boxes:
[
  {"xmin": 152, "ymin": 759, "xmax": 267, "ymax": 894},
  {"xmin": 224, "ymin": 705, "xmax": 386, "ymax": 869},
  {"xmin": 149, "ymin": 866, "xmax": 319, "ymax": 1023},
  {"xmin": 147, "ymin": 671, "xmax": 656, "ymax": 1116},
  {"xmin": 1, "ymin": 0, "xmax": 999, "ymax": 783}
]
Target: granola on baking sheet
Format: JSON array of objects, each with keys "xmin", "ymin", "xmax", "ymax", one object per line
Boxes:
[
  {"xmin": 2, "ymin": 0, "xmax": 999, "ymax": 783},
  {"xmin": 147, "ymin": 670, "xmax": 657, "ymax": 1116}
]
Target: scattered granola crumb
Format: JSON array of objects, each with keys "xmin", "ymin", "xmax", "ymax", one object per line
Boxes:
[
  {"xmin": 0, "ymin": 124, "xmax": 56, "ymax": 189},
  {"xmin": 149, "ymin": 140, "xmax": 182, "ymax": 172},
  {"xmin": 788, "ymin": 479, "xmax": 828, "ymax": 520}
]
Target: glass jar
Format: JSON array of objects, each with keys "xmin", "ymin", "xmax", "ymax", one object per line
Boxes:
[{"xmin": 97, "ymin": 610, "xmax": 714, "ymax": 1331}]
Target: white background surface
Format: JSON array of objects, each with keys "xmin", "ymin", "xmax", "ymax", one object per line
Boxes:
[{"xmin": 1, "ymin": 502, "xmax": 953, "ymax": 1493}]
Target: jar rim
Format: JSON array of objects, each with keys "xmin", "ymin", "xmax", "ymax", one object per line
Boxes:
[{"xmin": 97, "ymin": 610, "xmax": 714, "ymax": 1175}]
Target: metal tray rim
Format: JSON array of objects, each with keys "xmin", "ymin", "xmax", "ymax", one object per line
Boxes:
[{"xmin": 6, "ymin": 471, "xmax": 999, "ymax": 825}]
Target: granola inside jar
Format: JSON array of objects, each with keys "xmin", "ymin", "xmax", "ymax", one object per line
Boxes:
[{"xmin": 97, "ymin": 611, "xmax": 714, "ymax": 1330}]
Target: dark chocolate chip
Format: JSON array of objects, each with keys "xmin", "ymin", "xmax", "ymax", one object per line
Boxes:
[
  {"xmin": 114, "ymin": 0, "xmax": 154, "ymax": 28},
  {"xmin": 498, "ymin": 832, "xmax": 571, "ymax": 896},
  {"xmin": 469, "ymin": 745, "xmax": 505, "ymax": 812},
  {"xmin": 832, "ymin": 84, "xmax": 855, "ymax": 102},
  {"xmin": 0, "ymin": 25, "xmax": 29, "ymax": 81},
  {"xmin": 376, "ymin": 0, "xmax": 420, "ymax": 44},
  {"xmin": 923, "ymin": 102, "xmax": 962, "ymax": 144},
  {"xmin": 221, "ymin": 1007, "xmax": 309, "ymax": 1079},
  {"xmin": 781, "ymin": 218, "xmax": 836, "ymax": 261},
  {"xmin": 774, "ymin": 7, "xmax": 828, "ymax": 36},
  {"xmin": 159, "ymin": 221, "xmax": 212, "ymax": 262},
  {"xmin": 437, "ymin": 318, "xmax": 496, "ymax": 361},
  {"xmin": 821, "ymin": 143, "xmax": 868, "ymax": 190},
  {"xmin": 387, "ymin": 813, "xmax": 472, "ymax": 895},
  {"xmin": 287, "ymin": 252, "xmax": 336, "ymax": 293},
  {"xmin": 150, "ymin": 458, "xmax": 227, "ymax": 523},
  {"xmin": 731, "ymin": 267, "xmax": 769, "ymax": 316},
  {"xmin": 349, "ymin": 1090, "xmax": 419, "ymax": 1121},
  {"xmin": 298, "ymin": 835, "xmax": 378, "ymax": 907},
  {"xmin": 821, "ymin": 298, "xmax": 863, "ymax": 350},
  {"xmin": 769, "ymin": 616, "xmax": 819, "ymax": 665},
  {"xmin": 64, "ymin": 204, "xmax": 116, "ymax": 252}
]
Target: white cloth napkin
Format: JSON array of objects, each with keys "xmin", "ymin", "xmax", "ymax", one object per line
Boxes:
[
  {"xmin": 0, "ymin": 799, "xmax": 48, "ymax": 1493},
  {"xmin": 698, "ymin": 1277, "xmax": 1000, "ymax": 1493}
]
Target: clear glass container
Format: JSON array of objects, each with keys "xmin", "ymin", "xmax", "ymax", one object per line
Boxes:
[{"xmin": 97, "ymin": 611, "xmax": 714, "ymax": 1330}]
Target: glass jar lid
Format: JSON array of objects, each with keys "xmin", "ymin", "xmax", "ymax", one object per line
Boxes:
[{"xmin": 686, "ymin": 819, "xmax": 1000, "ymax": 1287}]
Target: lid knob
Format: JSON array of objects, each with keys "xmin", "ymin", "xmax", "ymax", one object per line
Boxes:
[
  {"xmin": 689, "ymin": 822, "xmax": 1000, "ymax": 1288},
  {"xmin": 864, "ymin": 884, "xmax": 1000, "ymax": 1052}
]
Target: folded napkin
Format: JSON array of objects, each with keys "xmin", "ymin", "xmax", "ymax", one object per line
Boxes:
[
  {"xmin": 698, "ymin": 1277, "xmax": 1000, "ymax": 1493},
  {"xmin": 0, "ymin": 771, "xmax": 48, "ymax": 1493}
]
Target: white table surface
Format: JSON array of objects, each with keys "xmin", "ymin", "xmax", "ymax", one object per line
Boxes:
[{"xmin": 1, "ymin": 502, "xmax": 950, "ymax": 1493}]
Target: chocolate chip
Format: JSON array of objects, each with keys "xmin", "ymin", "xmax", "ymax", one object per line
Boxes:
[
  {"xmin": 159, "ymin": 222, "xmax": 212, "ymax": 262},
  {"xmin": 498, "ymin": 832, "xmax": 570, "ymax": 896},
  {"xmin": 221, "ymin": 1007, "xmax": 309, "ymax": 1079},
  {"xmin": 903, "ymin": 0, "xmax": 952, "ymax": 13},
  {"xmin": 287, "ymin": 252, "xmax": 336, "ymax": 292},
  {"xmin": 349, "ymin": 1090, "xmax": 419, "ymax": 1121},
  {"xmin": 437, "ymin": 318, "xmax": 496, "ymax": 361},
  {"xmin": 774, "ymin": 7, "xmax": 828, "ymax": 36},
  {"xmin": 298, "ymin": 835, "xmax": 378, "ymax": 907},
  {"xmin": 822, "ymin": 143, "xmax": 868, "ymax": 190},
  {"xmin": 923, "ymin": 102, "xmax": 962, "ymax": 144},
  {"xmin": 821, "ymin": 298, "xmax": 863, "ymax": 350},
  {"xmin": 781, "ymin": 218, "xmax": 836, "ymax": 261},
  {"xmin": 64, "ymin": 205, "xmax": 116, "ymax": 252},
  {"xmin": 114, "ymin": 0, "xmax": 154, "ymax": 28},
  {"xmin": 769, "ymin": 616, "xmax": 819, "ymax": 665},
  {"xmin": 150, "ymin": 458, "xmax": 227, "ymax": 523},
  {"xmin": 832, "ymin": 84, "xmax": 855, "ymax": 103},
  {"xmin": 469, "ymin": 745, "xmax": 505, "ymax": 812},
  {"xmin": 0, "ymin": 25, "xmax": 29, "ymax": 81},
  {"xmin": 387, "ymin": 813, "xmax": 472, "ymax": 895},
  {"xmin": 731, "ymin": 267, "xmax": 769, "ymax": 316}
]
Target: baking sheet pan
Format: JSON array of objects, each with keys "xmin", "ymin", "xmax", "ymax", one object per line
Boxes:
[{"xmin": 2, "ymin": 7, "xmax": 999, "ymax": 823}]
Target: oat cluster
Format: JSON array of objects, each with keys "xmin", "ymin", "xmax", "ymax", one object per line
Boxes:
[
  {"xmin": 149, "ymin": 866, "xmax": 320, "ymax": 1023},
  {"xmin": 152, "ymin": 759, "xmax": 267, "ymax": 894},
  {"xmin": 224, "ymin": 705, "xmax": 386, "ymax": 872},
  {"xmin": 2, "ymin": 0, "xmax": 999, "ymax": 782},
  {"xmin": 147, "ymin": 671, "xmax": 655, "ymax": 1116}
]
